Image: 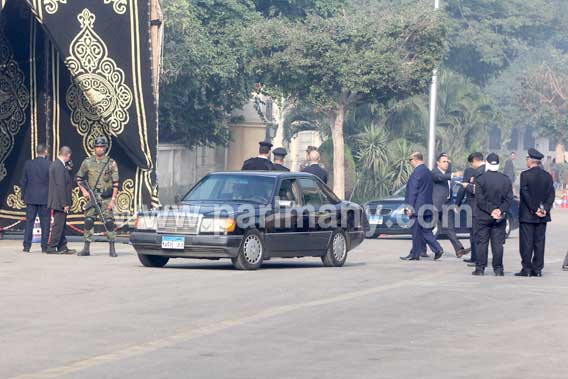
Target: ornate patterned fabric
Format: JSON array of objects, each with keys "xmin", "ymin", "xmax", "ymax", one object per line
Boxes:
[{"xmin": 0, "ymin": 0, "xmax": 160, "ymax": 232}]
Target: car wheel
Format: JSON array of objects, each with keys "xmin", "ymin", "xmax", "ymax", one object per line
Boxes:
[
  {"xmin": 138, "ymin": 253, "xmax": 169, "ymax": 268},
  {"xmin": 232, "ymin": 229, "xmax": 264, "ymax": 270},
  {"xmin": 322, "ymin": 229, "xmax": 348, "ymax": 267},
  {"xmin": 505, "ymin": 218, "xmax": 512, "ymax": 239}
]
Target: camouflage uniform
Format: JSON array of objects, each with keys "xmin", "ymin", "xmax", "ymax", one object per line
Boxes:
[{"xmin": 76, "ymin": 156, "xmax": 119, "ymax": 242}]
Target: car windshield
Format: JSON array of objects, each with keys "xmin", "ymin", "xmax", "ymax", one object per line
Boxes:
[{"xmin": 184, "ymin": 174, "xmax": 275, "ymax": 204}]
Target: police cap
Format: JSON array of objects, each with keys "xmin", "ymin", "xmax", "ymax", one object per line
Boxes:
[
  {"xmin": 527, "ymin": 148, "xmax": 544, "ymax": 161},
  {"xmin": 273, "ymin": 147, "xmax": 287, "ymax": 157}
]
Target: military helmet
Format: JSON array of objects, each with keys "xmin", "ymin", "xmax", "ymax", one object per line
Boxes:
[{"xmin": 94, "ymin": 136, "xmax": 108, "ymax": 147}]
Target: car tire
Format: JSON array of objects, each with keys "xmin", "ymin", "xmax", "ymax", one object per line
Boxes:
[
  {"xmin": 138, "ymin": 253, "xmax": 169, "ymax": 268},
  {"xmin": 322, "ymin": 229, "xmax": 348, "ymax": 267},
  {"xmin": 232, "ymin": 229, "xmax": 264, "ymax": 270}
]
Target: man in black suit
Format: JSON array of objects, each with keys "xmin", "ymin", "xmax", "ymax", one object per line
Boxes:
[
  {"xmin": 301, "ymin": 150, "xmax": 328, "ymax": 184},
  {"xmin": 515, "ymin": 148, "xmax": 555, "ymax": 277},
  {"xmin": 46, "ymin": 146, "xmax": 76, "ymax": 254},
  {"xmin": 272, "ymin": 147, "xmax": 290, "ymax": 171},
  {"xmin": 242, "ymin": 141, "xmax": 275, "ymax": 170},
  {"xmin": 20, "ymin": 144, "xmax": 51, "ymax": 253},
  {"xmin": 400, "ymin": 152, "xmax": 444, "ymax": 261},
  {"xmin": 431, "ymin": 153, "xmax": 468, "ymax": 257},
  {"xmin": 472, "ymin": 153, "xmax": 513, "ymax": 276},
  {"xmin": 456, "ymin": 152, "xmax": 485, "ymax": 266}
]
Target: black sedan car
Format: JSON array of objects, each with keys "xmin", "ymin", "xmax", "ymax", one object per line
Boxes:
[
  {"xmin": 364, "ymin": 177, "xmax": 520, "ymax": 238},
  {"xmin": 131, "ymin": 172, "xmax": 366, "ymax": 270}
]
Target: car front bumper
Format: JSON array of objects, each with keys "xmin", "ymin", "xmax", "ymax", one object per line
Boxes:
[{"xmin": 130, "ymin": 231, "xmax": 243, "ymax": 258}]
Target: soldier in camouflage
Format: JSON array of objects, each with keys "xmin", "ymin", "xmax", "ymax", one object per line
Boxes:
[{"xmin": 76, "ymin": 136, "xmax": 120, "ymax": 257}]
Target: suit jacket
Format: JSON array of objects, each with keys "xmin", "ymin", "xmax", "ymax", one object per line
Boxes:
[
  {"xmin": 405, "ymin": 164, "xmax": 434, "ymax": 216},
  {"xmin": 20, "ymin": 157, "xmax": 50, "ymax": 205},
  {"xmin": 475, "ymin": 171, "xmax": 513, "ymax": 222},
  {"xmin": 503, "ymin": 159, "xmax": 515, "ymax": 184},
  {"xmin": 241, "ymin": 157, "xmax": 274, "ymax": 171},
  {"xmin": 431, "ymin": 165, "xmax": 452, "ymax": 211},
  {"xmin": 302, "ymin": 164, "xmax": 328, "ymax": 184},
  {"xmin": 48, "ymin": 159, "xmax": 73, "ymax": 212},
  {"xmin": 456, "ymin": 164, "xmax": 485, "ymax": 207},
  {"xmin": 519, "ymin": 166, "xmax": 555, "ymax": 223},
  {"xmin": 273, "ymin": 163, "xmax": 290, "ymax": 172}
]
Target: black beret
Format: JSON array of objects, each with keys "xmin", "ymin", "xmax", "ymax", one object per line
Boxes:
[
  {"xmin": 527, "ymin": 148, "xmax": 544, "ymax": 160},
  {"xmin": 272, "ymin": 147, "xmax": 287, "ymax": 157}
]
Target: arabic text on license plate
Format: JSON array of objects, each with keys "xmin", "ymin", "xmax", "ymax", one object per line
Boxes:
[
  {"xmin": 162, "ymin": 235, "xmax": 185, "ymax": 250},
  {"xmin": 369, "ymin": 215, "xmax": 383, "ymax": 225}
]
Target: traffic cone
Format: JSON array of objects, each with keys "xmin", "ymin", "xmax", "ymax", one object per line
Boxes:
[
  {"xmin": 562, "ymin": 190, "xmax": 568, "ymax": 209},
  {"xmin": 32, "ymin": 217, "xmax": 41, "ymax": 243}
]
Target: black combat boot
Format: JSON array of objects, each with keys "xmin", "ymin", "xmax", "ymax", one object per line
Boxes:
[
  {"xmin": 109, "ymin": 241, "xmax": 117, "ymax": 257},
  {"xmin": 77, "ymin": 241, "xmax": 91, "ymax": 256}
]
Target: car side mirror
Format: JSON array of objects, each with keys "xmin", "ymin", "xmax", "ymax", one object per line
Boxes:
[{"xmin": 278, "ymin": 200, "xmax": 293, "ymax": 208}]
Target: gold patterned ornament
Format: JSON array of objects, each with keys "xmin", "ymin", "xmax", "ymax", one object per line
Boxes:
[
  {"xmin": 65, "ymin": 9, "xmax": 133, "ymax": 155},
  {"xmin": 104, "ymin": 0, "xmax": 127, "ymax": 15},
  {"xmin": 0, "ymin": 23, "xmax": 30, "ymax": 183},
  {"xmin": 70, "ymin": 187, "xmax": 88, "ymax": 213},
  {"xmin": 6, "ymin": 186, "xmax": 26, "ymax": 210},
  {"xmin": 44, "ymin": 0, "xmax": 67, "ymax": 14},
  {"xmin": 115, "ymin": 178, "xmax": 135, "ymax": 214}
]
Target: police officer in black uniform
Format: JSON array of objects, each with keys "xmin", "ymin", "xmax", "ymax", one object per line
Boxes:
[
  {"xmin": 515, "ymin": 148, "xmax": 555, "ymax": 277},
  {"xmin": 272, "ymin": 147, "xmax": 290, "ymax": 171},
  {"xmin": 241, "ymin": 141, "xmax": 275, "ymax": 170},
  {"xmin": 472, "ymin": 153, "xmax": 513, "ymax": 276}
]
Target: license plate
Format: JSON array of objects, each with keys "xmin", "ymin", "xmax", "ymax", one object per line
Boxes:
[
  {"xmin": 161, "ymin": 235, "xmax": 185, "ymax": 250},
  {"xmin": 369, "ymin": 215, "xmax": 383, "ymax": 225}
]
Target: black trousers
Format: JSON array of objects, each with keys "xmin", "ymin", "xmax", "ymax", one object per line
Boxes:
[
  {"xmin": 519, "ymin": 222, "xmax": 547, "ymax": 272},
  {"xmin": 24, "ymin": 204, "xmax": 50, "ymax": 250},
  {"xmin": 49, "ymin": 210, "xmax": 68, "ymax": 249},
  {"xmin": 563, "ymin": 251, "xmax": 568, "ymax": 268},
  {"xmin": 476, "ymin": 218, "xmax": 507, "ymax": 270},
  {"xmin": 469, "ymin": 217, "xmax": 478, "ymax": 262},
  {"xmin": 435, "ymin": 207, "xmax": 464, "ymax": 253},
  {"xmin": 411, "ymin": 215, "xmax": 443, "ymax": 258}
]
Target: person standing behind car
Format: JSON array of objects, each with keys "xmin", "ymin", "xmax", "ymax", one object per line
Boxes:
[
  {"xmin": 46, "ymin": 146, "xmax": 76, "ymax": 255},
  {"xmin": 472, "ymin": 153, "xmax": 513, "ymax": 276},
  {"xmin": 515, "ymin": 148, "xmax": 555, "ymax": 277},
  {"xmin": 456, "ymin": 152, "xmax": 485, "ymax": 266},
  {"xmin": 20, "ymin": 144, "xmax": 51, "ymax": 253},
  {"xmin": 431, "ymin": 153, "xmax": 468, "ymax": 258},
  {"xmin": 302, "ymin": 150, "xmax": 328, "ymax": 184}
]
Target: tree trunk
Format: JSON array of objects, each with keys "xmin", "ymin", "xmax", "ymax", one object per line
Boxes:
[
  {"xmin": 556, "ymin": 142, "xmax": 566, "ymax": 164},
  {"xmin": 331, "ymin": 104, "xmax": 346, "ymax": 199}
]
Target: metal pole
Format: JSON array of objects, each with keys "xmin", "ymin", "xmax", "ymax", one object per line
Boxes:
[{"xmin": 427, "ymin": 0, "xmax": 440, "ymax": 169}]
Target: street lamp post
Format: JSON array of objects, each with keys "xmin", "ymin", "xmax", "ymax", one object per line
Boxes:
[{"xmin": 428, "ymin": 0, "xmax": 440, "ymax": 169}]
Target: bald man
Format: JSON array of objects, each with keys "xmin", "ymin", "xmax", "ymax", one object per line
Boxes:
[{"xmin": 301, "ymin": 150, "xmax": 328, "ymax": 184}]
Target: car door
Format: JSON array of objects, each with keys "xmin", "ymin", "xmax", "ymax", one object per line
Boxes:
[
  {"xmin": 297, "ymin": 177, "xmax": 333, "ymax": 252},
  {"xmin": 265, "ymin": 178, "xmax": 307, "ymax": 255}
]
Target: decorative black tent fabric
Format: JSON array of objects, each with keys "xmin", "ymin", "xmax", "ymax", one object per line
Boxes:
[{"xmin": 0, "ymin": 0, "xmax": 160, "ymax": 233}]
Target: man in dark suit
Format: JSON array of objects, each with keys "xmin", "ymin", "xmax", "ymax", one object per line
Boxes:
[
  {"xmin": 515, "ymin": 148, "xmax": 555, "ymax": 277},
  {"xmin": 302, "ymin": 149, "xmax": 328, "ymax": 184},
  {"xmin": 563, "ymin": 251, "xmax": 568, "ymax": 271},
  {"xmin": 272, "ymin": 147, "xmax": 290, "ymax": 171},
  {"xmin": 46, "ymin": 146, "xmax": 76, "ymax": 254},
  {"xmin": 472, "ymin": 153, "xmax": 513, "ymax": 276},
  {"xmin": 503, "ymin": 152, "xmax": 516, "ymax": 185},
  {"xmin": 456, "ymin": 152, "xmax": 485, "ymax": 266},
  {"xmin": 20, "ymin": 144, "xmax": 51, "ymax": 253},
  {"xmin": 431, "ymin": 153, "xmax": 468, "ymax": 257},
  {"xmin": 242, "ymin": 141, "xmax": 275, "ymax": 170},
  {"xmin": 400, "ymin": 152, "xmax": 444, "ymax": 261}
]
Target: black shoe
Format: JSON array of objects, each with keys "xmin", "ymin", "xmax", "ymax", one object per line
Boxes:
[
  {"xmin": 58, "ymin": 246, "xmax": 77, "ymax": 255},
  {"xmin": 472, "ymin": 268, "xmax": 484, "ymax": 276},
  {"xmin": 514, "ymin": 270, "xmax": 531, "ymax": 277},
  {"xmin": 494, "ymin": 269, "xmax": 504, "ymax": 276},
  {"xmin": 463, "ymin": 258, "xmax": 475, "ymax": 263},
  {"xmin": 109, "ymin": 242, "xmax": 117, "ymax": 258},
  {"xmin": 77, "ymin": 241, "xmax": 91, "ymax": 256},
  {"xmin": 22, "ymin": 247, "xmax": 30, "ymax": 253},
  {"xmin": 455, "ymin": 248, "xmax": 466, "ymax": 258},
  {"xmin": 45, "ymin": 247, "xmax": 59, "ymax": 255},
  {"xmin": 467, "ymin": 262, "xmax": 477, "ymax": 267},
  {"xmin": 532, "ymin": 271, "xmax": 542, "ymax": 277},
  {"xmin": 563, "ymin": 265, "xmax": 568, "ymax": 271},
  {"xmin": 400, "ymin": 254, "xmax": 419, "ymax": 261},
  {"xmin": 434, "ymin": 251, "xmax": 444, "ymax": 260},
  {"xmin": 41, "ymin": 249, "xmax": 47, "ymax": 253}
]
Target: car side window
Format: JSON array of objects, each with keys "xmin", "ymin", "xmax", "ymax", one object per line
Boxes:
[
  {"xmin": 319, "ymin": 182, "xmax": 341, "ymax": 204},
  {"xmin": 276, "ymin": 179, "xmax": 301, "ymax": 206},
  {"xmin": 298, "ymin": 178, "xmax": 325, "ymax": 207}
]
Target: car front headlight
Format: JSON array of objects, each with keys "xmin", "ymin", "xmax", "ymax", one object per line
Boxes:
[
  {"xmin": 134, "ymin": 214, "xmax": 158, "ymax": 231},
  {"xmin": 199, "ymin": 218, "xmax": 236, "ymax": 234}
]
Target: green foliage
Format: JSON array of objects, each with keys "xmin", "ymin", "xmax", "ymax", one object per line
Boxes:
[{"xmin": 253, "ymin": 0, "xmax": 346, "ymax": 19}]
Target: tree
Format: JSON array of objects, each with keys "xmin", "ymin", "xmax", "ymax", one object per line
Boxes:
[
  {"xmin": 159, "ymin": 0, "xmax": 260, "ymax": 146},
  {"xmin": 250, "ymin": 5, "xmax": 446, "ymax": 198}
]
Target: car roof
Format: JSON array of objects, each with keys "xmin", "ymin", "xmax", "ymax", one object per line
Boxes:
[{"xmin": 208, "ymin": 171, "xmax": 317, "ymax": 178}]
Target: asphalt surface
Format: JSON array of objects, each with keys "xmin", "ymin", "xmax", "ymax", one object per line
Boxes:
[{"xmin": 2, "ymin": 210, "xmax": 568, "ymax": 379}]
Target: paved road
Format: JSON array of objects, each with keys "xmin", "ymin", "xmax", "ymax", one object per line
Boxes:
[{"xmin": 2, "ymin": 211, "xmax": 568, "ymax": 379}]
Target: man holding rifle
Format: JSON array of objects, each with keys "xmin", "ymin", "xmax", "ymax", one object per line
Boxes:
[{"xmin": 76, "ymin": 137, "xmax": 120, "ymax": 257}]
